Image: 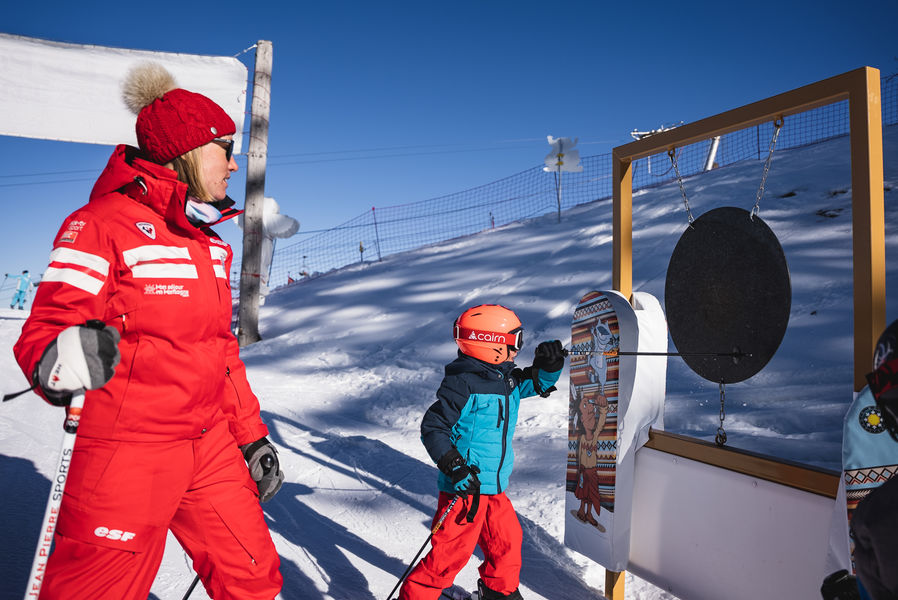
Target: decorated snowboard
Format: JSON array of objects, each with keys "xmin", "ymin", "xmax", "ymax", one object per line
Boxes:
[
  {"xmin": 567, "ymin": 290, "xmax": 621, "ymax": 530},
  {"xmin": 564, "ymin": 289, "xmax": 667, "ymax": 572}
]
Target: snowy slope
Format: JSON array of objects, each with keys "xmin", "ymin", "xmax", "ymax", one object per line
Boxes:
[{"xmin": 1, "ymin": 127, "xmax": 896, "ymax": 600}]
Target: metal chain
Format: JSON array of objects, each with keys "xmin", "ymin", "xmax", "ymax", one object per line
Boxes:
[
  {"xmin": 751, "ymin": 117, "xmax": 784, "ymax": 220},
  {"xmin": 715, "ymin": 381, "xmax": 727, "ymax": 446},
  {"xmin": 668, "ymin": 148, "xmax": 695, "ymax": 224}
]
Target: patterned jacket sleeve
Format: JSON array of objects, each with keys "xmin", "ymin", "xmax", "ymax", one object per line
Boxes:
[{"xmin": 13, "ymin": 209, "xmax": 115, "ymax": 401}]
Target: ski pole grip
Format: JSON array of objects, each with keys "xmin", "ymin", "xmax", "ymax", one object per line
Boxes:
[
  {"xmin": 260, "ymin": 453, "xmax": 275, "ymax": 474},
  {"xmin": 64, "ymin": 390, "xmax": 86, "ymax": 434}
]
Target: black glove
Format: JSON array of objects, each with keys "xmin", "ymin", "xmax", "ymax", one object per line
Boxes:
[
  {"xmin": 533, "ymin": 340, "xmax": 565, "ymax": 372},
  {"xmin": 437, "ymin": 448, "xmax": 480, "ymax": 498},
  {"xmin": 241, "ymin": 437, "xmax": 284, "ymax": 502},
  {"xmin": 820, "ymin": 569, "xmax": 860, "ymax": 600},
  {"xmin": 34, "ymin": 320, "xmax": 121, "ymax": 406}
]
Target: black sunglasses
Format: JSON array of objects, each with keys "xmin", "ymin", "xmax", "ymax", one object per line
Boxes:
[{"xmin": 211, "ymin": 138, "xmax": 234, "ymax": 161}]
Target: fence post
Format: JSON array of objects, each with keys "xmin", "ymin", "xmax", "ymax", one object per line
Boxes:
[{"xmin": 372, "ymin": 206, "xmax": 383, "ymax": 261}]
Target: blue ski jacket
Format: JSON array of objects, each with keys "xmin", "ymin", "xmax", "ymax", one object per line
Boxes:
[
  {"xmin": 12, "ymin": 273, "xmax": 32, "ymax": 293},
  {"xmin": 421, "ymin": 351, "xmax": 561, "ymax": 495}
]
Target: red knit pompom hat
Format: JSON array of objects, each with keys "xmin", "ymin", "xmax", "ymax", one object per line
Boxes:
[{"xmin": 123, "ymin": 63, "xmax": 235, "ymax": 164}]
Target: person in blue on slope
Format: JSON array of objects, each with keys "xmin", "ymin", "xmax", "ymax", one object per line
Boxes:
[
  {"xmin": 399, "ymin": 304, "xmax": 565, "ymax": 600},
  {"xmin": 9, "ymin": 270, "xmax": 32, "ymax": 310}
]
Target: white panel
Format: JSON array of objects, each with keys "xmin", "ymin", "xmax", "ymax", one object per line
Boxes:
[{"xmin": 629, "ymin": 447, "xmax": 835, "ymax": 600}]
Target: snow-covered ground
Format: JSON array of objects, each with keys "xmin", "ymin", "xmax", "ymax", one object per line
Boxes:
[{"xmin": 1, "ymin": 127, "xmax": 896, "ymax": 600}]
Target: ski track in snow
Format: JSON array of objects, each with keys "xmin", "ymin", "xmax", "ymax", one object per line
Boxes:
[{"xmin": 1, "ymin": 127, "xmax": 896, "ymax": 599}]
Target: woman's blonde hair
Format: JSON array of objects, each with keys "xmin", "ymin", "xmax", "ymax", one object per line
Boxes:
[{"xmin": 168, "ymin": 147, "xmax": 213, "ymax": 202}]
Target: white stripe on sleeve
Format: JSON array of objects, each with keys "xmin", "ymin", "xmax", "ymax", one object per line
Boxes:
[
  {"xmin": 44, "ymin": 247, "xmax": 110, "ymax": 295},
  {"xmin": 48, "ymin": 247, "xmax": 110, "ymax": 274},
  {"xmin": 41, "ymin": 267, "xmax": 105, "ymax": 295}
]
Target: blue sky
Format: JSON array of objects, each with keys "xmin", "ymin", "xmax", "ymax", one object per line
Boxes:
[{"xmin": 1, "ymin": 0, "xmax": 896, "ymax": 282}]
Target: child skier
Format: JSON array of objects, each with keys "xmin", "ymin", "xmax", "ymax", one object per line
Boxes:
[{"xmin": 399, "ymin": 304, "xmax": 565, "ymax": 600}]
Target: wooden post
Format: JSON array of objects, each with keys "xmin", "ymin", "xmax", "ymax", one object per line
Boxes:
[
  {"xmin": 605, "ymin": 570, "xmax": 625, "ymax": 600},
  {"xmin": 848, "ymin": 67, "xmax": 885, "ymax": 390},
  {"xmin": 237, "ymin": 40, "xmax": 273, "ymax": 347},
  {"xmin": 612, "ymin": 153, "xmax": 633, "ymax": 303}
]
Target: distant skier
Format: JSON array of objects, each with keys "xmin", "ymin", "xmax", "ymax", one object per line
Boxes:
[
  {"xmin": 8, "ymin": 269, "xmax": 32, "ymax": 310},
  {"xmin": 849, "ymin": 319, "xmax": 898, "ymax": 600},
  {"xmin": 399, "ymin": 304, "xmax": 564, "ymax": 600}
]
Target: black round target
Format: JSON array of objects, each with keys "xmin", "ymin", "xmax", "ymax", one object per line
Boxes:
[{"xmin": 664, "ymin": 206, "xmax": 791, "ymax": 383}]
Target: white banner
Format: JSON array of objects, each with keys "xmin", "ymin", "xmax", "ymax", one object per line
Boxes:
[{"xmin": 0, "ymin": 33, "xmax": 247, "ymax": 152}]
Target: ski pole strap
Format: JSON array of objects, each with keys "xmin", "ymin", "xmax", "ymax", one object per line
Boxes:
[
  {"xmin": 466, "ymin": 489, "xmax": 480, "ymax": 523},
  {"xmin": 2, "ymin": 382, "xmax": 37, "ymax": 402}
]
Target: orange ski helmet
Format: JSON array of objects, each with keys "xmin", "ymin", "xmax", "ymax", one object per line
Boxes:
[{"xmin": 454, "ymin": 304, "xmax": 523, "ymax": 364}]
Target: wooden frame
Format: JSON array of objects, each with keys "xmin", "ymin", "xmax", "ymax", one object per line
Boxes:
[
  {"xmin": 604, "ymin": 67, "xmax": 884, "ymax": 600},
  {"xmin": 613, "ymin": 66, "xmax": 884, "ymax": 391}
]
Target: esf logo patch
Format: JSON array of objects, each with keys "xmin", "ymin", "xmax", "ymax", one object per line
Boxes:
[{"xmin": 94, "ymin": 526, "xmax": 136, "ymax": 542}]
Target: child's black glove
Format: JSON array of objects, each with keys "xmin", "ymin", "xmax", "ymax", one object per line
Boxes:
[
  {"xmin": 437, "ymin": 448, "xmax": 480, "ymax": 498},
  {"xmin": 533, "ymin": 340, "xmax": 565, "ymax": 372}
]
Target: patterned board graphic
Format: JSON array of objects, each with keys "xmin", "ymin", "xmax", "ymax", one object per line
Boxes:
[{"xmin": 567, "ymin": 291, "xmax": 620, "ymax": 517}]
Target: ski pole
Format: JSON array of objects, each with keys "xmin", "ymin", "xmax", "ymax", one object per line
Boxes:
[
  {"xmin": 563, "ymin": 348, "xmax": 751, "ymax": 360},
  {"xmin": 180, "ymin": 574, "xmax": 200, "ymax": 600},
  {"xmin": 23, "ymin": 389, "xmax": 85, "ymax": 600},
  {"xmin": 181, "ymin": 453, "xmax": 277, "ymax": 600},
  {"xmin": 387, "ymin": 495, "xmax": 460, "ymax": 600}
]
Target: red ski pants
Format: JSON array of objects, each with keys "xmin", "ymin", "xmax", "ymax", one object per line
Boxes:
[
  {"xmin": 399, "ymin": 491, "xmax": 523, "ymax": 600},
  {"xmin": 38, "ymin": 419, "xmax": 282, "ymax": 600}
]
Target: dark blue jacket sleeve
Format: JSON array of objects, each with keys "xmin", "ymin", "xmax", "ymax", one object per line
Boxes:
[{"xmin": 420, "ymin": 375, "xmax": 470, "ymax": 465}]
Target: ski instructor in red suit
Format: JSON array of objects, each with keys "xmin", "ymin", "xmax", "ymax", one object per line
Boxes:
[{"xmin": 13, "ymin": 62, "xmax": 284, "ymax": 599}]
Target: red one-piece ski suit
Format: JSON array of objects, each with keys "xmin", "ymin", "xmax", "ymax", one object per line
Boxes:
[{"xmin": 14, "ymin": 145, "xmax": 282, "ymax": 600}]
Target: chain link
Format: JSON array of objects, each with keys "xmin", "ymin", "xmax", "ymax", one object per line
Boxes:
[
  {"xmin": 715, "ymin": 381, "xmax": 727, "ymax": 446},
  {"xmin": 751, "ymin": 117, "xmax": 784, "ymax": 220},
  {"xmin": 668, "ymin": 148, "xmax": 695, "ymax": 225}
]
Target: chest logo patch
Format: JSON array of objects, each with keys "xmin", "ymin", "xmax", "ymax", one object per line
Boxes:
[{"xmin": 136, "ymin": 222, "xmax": 156, "ymax": 239}]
